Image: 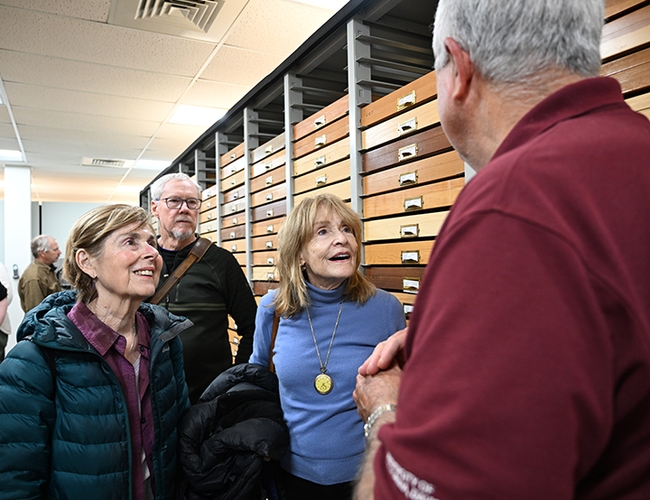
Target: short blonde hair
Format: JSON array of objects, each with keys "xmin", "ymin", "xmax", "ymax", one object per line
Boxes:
[
  {"xmin": 64, "ymin": 204, "xmax": 155, "ymax": 303},
  {"xmin": 273, "ymin": 193, "xmax": 375, "ymax": 317}
]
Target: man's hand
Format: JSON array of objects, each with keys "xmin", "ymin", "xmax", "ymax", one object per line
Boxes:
[
  {"xmin": 354, "ymin": 362, "xmax": 402, "ymax": 422},
  {"xmin": 358, "ymin": 328, "xmax": 408, "ymax": 377}
]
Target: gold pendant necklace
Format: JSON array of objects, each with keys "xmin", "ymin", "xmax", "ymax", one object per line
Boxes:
[{"xmin": 306, "ymin": 301, "xmax": 343, "ymax": 395}]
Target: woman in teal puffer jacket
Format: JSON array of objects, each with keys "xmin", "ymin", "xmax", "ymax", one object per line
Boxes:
[{"xmin": 0, "ymin": 205, "xmax": 191, "ymax": 500}]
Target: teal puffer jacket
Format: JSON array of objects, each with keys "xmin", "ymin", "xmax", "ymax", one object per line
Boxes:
[{"xmin": 0, "ymin": 291, "xmax": 192, "ymax": 500}]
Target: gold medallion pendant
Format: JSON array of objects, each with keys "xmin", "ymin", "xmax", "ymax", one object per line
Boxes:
[{"xmin": 314, "ymin": 372, "xmax": 333, "ymax": 395}]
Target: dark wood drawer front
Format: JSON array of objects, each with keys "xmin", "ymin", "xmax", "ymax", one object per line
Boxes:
[
  {"xmin": 294, "ymin": 94, "xmax": 349, "ymax": 141},
  {"xmin": 253, "ymin": 280, "xmax": 279, "ymax": 296},
  {"xmin": 365, "ymin": 266, "xmax": 427, "ymax": 294},
  {"xmin": 251, "ymin": 200, "xmax": 287, "ymax": 222},
  {"xmin": 221, "ymin": 225, "xmax": 246, "ymax": 242},
  {"xmin": 250, "ymin": 166, "xmax": 286, "ymax": 193},
  {"xmin": 601, "ymin": 46, "xmax": 650, "ymax": 95}
]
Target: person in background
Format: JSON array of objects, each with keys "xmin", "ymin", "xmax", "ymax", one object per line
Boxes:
[
  {"xmin": 0, "ymin": 261, "xmax": 12, "ymax": 362},
  {"xmin": 18, "ymin": 234, "xmax": 62, "ymax": 312},
  {"xmin": 150, "ymin": 173, "xmax": 257, "ymax": 404},
  {"xmin": 353, "ymin": 0, "xmax": 650, "ymax": 499},
  {"xmin": 0, "ymin": 204, "xmax": 191, "ymax": 500},
  {"xmin": 250, "ymin": 194, "xmax": 405, "ymax": 500}
]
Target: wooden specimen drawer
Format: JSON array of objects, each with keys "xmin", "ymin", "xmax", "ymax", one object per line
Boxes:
[
  {"xmin": 363, "ymin": 126, "xmax": 452, "ymax": 174},
  {"xmin": 364, "ymin": 239, "xmax": 435, "ymax": 266},
  {"xmin": 222, "ymin": 213, "xmax": 244, "ymax": 228},
  {"xmin": 202, "ymin": 230, "xmax": 217, "ymax": 243},
  {"xmin": 252, "ymin": 234, "xmax": 278, "ymax": 251},
  {"xmin": 627, "ymin": 91, "xmax": 650, "ymax": 118},
  {"xmin": 294, "ymin": 179, "xmax": 351, "ymax": 206},
  {"xmin": 294, "ymin": 159, "xmax": 350, "ymax": 195},
  {"xmin": 252, "ymin": 216, "xmax": 284, "ymax": 237},
  {"xmin": 220, "ymin": 141, "xmax": 245, "ymax": 167},
  {"xmin": 221, "ymin": 225, "xmax": 246, "ymax": 241},
  {"xmin": 251, "ymin": 133, "xmax": 285, "ymax": 164},
  {"xmin": 389, "ymin": 291, "xmax": 418, "ymax": 318},
  {"xmin": 293, "ymin": 137, "xmax": 350, "ymax": 176},
  {"xmin": 363, "ymin": 150, "xmax": 463, "ymax": 196},
  {"xmin": 251, "ymin": 184, "xmax": 286, "ymax": 207},
  {"xmin": 251, "ymin": 199, "xmax": 287, "ymax": 222},
  {"xmin": 232, "ymin": 252, "xmax": 246, "ymax": 267},
  {"xmin": 364, "ymin": 178, "xmax": 465, "ymax": 219},
  {"xmin": 601, "ymin": 46, "xmax": 650, "ymax": 95},
  {"xmin": 200, "ymin": 219, "xmax": 218, "ymax": 234},
  {"xmin": 250, "ymin": 165, "xmax": 285, "ymax": 194},
  {"xmin": 201, "ymin": 195, "xmax": 218, "ymax": 212},
  {"xmin": 252, "ymin": 266, "xmax": 277, "ymax": 282},
  {"xmin": 252, "ymin": 251, "xmax": 277, "ymax": 267},
  {"xmin": 224, "ymin": 238, "xmax": 246, "ymax": 254},
  {"xmin": 201, "ymin": 185, "xmax": 218, "ymax": 202},
  {"xmin": 365, "ymin": 266, "xmax": 427, "ymax": 294},
  {"xmin": 251, "ymin": 149, "xmax": 286, "ymax": 178},
  {"xmin": 253, "ymin": 280, "xmax": 279, "ymax": 296},
  {"xmin": 200, "ymin": 206, "xmax": 217, "ymax": 224},
  {"xmin": 364, "ymin": 210, "xmax": 450, "ymax": 242},
  {"xmin": 221, "ymin": 155, "xmax": 245, "ymax": 180},
  {"xmin": 223, "ymin": 185, "xmax": 245, "ymax": 204},
  {"xmin": 601, "ymin": 4, "xmax": 650, "ymax": 61},
  {"xmin": 222, "ymin": 198, "xmax": 246, "ymax": 216},
  {"xmin": 294, "ymin": 94, "xmax": 349, "ymax": 141},
  {"xmin": 293, "ymin": 116, "xmax": 349, "ymax": 159},
  {"xmin": 221, "ymin": 168, "xmax": 245, "ymax": 192},
  {"xmin": 362, "ymin": 71, "xmax": 437, "ymax": 128},
  {"xmin": 605, "ymin": 0, "xmax": 645, "ymax": 18},
  {"xmin": 362, "ymin": 99, "xmax": 440, "ymax": 151}
]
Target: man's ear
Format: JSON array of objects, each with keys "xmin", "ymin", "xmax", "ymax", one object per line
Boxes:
[
  {"xmin": 150, "ymin": 199, "xmax": 159, "ymax": 217},
  {"xmin": 444, "ymin": 37, "xmax": 475, "ymax": 101},
  {"xmin": 75, "ymin": 249, "xmax": 95, "ymax": 279}
]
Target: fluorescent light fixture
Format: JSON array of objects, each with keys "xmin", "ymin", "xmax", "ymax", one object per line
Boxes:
[
  {"xmin": 0, "ymin": 94, "xmax": 3, "ymax": 105},
  {"xmin": 289, "ymin": 0, "xmax": 349, "ymax": 10},
  {"xmin": 0, "ymin": 149, "xmax": 23, "ymax": 162},
  {"xmin": 169, "ymin": 105, "xmax": 227, "ymax": 127},
  {"xmin": 135, "ymin": 159, "xmax": 170, "ymax": 170}
]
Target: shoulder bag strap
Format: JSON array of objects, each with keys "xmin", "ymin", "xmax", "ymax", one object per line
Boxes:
[
  {"xmin": 269, "ymin": 313, "xmax": 280, "ymax": 373},
  {"xmin": 150, "ymin": 237, "xmax": 212, "ymax": 305}
]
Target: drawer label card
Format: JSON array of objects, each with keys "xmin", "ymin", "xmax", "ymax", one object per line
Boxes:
[
  {"xmin": 265, "ymin": 241, "xmax": 273, "ymax": 249},
  {"xmin": 402, "ymin": 278, "xmax": 420, "ymax": 293},
  {"xmin": 265, "ymin": 176, "xmax": 273, "ymax": 186},
  {"xmin": 265, "ymin": 144, "xmax": 274, "ymax": 154},
  {"xmin": 401, "ymin": 251, "xmax": 421, "ymax": 264},
  {"xmin": 315, "ymin": 174, "xmax": 328, "ymax": 186},
  {"xmin": 404, "ymin": 196, "xmax": 424, "ymax": 212},
  {"xmin": 232, "ymin": 217, "xmax": 238, "ymax": 225},
  {"xmin": 315, "ymin": 155, "xmax": 327, "ymax": 167},
  {"xmin": 400, "ymin": 224, "xmax": 420, "ymax": 238},
  {"xmin": 398, "ymin": 144, "xmax": 418, "ymax": 162},
  {"xmin": 398, "ymin": 117, "xmax": 418, "ymax": 136},
  {"xmin": 266, "ymin": 224, "xmax": 274, "ymax": 233},
  {"xmin": 266, "ymin": 193, "xmax": 274, "ymax": 201},
  {"xmin": 314, "ymin": 115, "xmax": 326, "ymax": 129},
  {"xmin": 399, "ymin": 171, "xmax": 418, "ymax": 186},
  {"xmin": 403, "ymin": 304, "xmax": 415, "ymax": 316},
  {"xmin": 315, "ymin": 134, "xmax": 327, "ymax": 148},
  {"xmin": 397, "ymin": 90, "xmax": 416, "ymax": 111}
]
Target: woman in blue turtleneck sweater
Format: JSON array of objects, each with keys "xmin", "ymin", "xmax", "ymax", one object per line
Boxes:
[{"xmin": 250, "ymin": 194, "xmax": 405, "ymax": 500}]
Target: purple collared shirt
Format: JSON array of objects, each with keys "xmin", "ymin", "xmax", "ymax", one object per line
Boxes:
[{"xmin": 68, "ymin": 301, "xmax": 155, "ymax": 500}]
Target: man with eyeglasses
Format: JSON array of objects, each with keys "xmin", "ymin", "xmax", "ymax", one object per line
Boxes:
[
  {"xmin": 150, "ymin": 173, "xmax": 257, "ymax": 403},
  {"xmin": 18, "ymin": 234, "xmax": 62, "ymax": 313}
]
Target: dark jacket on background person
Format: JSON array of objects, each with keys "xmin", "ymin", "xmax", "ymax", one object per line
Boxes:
[
  {"xmin": 178, "ymin": 363, "xmax": 290, "ymax": 500},
  {"xmin": 154, "ymin": 237, "xmax": 257, "ymax": 403},
  {"xmin": 0, "ymin": 291, "xmax": 191, "ymax": 500}
]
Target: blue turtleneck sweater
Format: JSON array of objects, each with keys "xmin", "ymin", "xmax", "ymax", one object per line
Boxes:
[{"xmin": 250, "ymin": 281, "xmax": 405, "ymax": 484}]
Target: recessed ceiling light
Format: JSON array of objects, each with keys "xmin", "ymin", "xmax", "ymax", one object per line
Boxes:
[
  {"xmin": 169, "ymin": 105, "xmax": 227, "ymax": 127},
  {"xmin": 0, "ymin": 149, "xmax": 23, "ymax": 162}
]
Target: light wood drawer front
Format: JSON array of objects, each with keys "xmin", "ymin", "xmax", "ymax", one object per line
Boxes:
[
  {"xmin": 201, "ymin": 195, "xmax": 218, "ymax": 211},
  {"xmin": 252, "ymin": 266, "xmax": 277, "ymax": 281},
  {"xmin": 251, "ymin": 149, "xmax": 287, "ymax": 178},
  {"xmin": 202, "ymin": 231, "xmax": 217, "ymax": 243},
  {"xmin": 201, "ymin": 186, "xmax": 218, "ymax": 203},
  {"xmin": 252, "ymin": 250, "xmax": 277, "ymax": 267},
  {"xmin": 250, "ymin": 166, "xmax": 285, "ymax": 193},
  {"xmin": 294, "ymin": 180, "xmax": 351, "ymax": 206},
  {"xmin": 252, "ymin": 234, "xmax": 278, "ymax": 251},
  {"xmin": 294, "ymin": 94, "xmax": 349, "ymax": 141},
  {"xmin": 364, "ymin": 240, "xmax": 435, "ymax": 266},
  {"xmin": 252, "ymin": 216, "xmax": 284, "ymax": 237},
  {"xmin": 221, "ymin": 156, "xmax": 245, "ymax": 179},
  {"xmin": 251, "ymin": 133, "xmax": 285, "ymax": 164},
  {"xmin": 293, "ymin": 137, "xmax": 350, "ymax": 177},
  {"xmin": 251, "ymin": 199, "xmax": 287, "ymax": 222},
  {"xmin": 223, "ymin": 186, "xmax": 245, "ymax": 203},
  {"xmin": 627, "ymin": 90, "xmax": 650, "ymax": 118},
  {"xmin": 601, "ymin": 46, "xmax": 650, "ymax": 94},
  {"xmin": 606, "ymin": 0, "xmax": 646, "ymax": 18},
  {"xmin": 364, "ymin": 211, "xmax": 450, "ymax": 242},
  {"xmin": 200, "ymin": 219, "xmax": 218, "ymax": 234},
  {"xmin": 362, "ymin": 71, "xmax": 437, "ymax": 128},
  {"xmin": 363, "ymin": 151, "xmax": 463, "ymax": 196},
  {"xmin": 253, "ymin": 280, "xmax": 279, "ymax": 296},
  {"xmin": 220, "ymin": 142, "xmax": 245, "ymax": 167},
  {"xmin": 221, "ymin": 169, "xmax": 245, "ymax": 192},
  {"xmin": 363, "ymin": 126, "xmax": 452, "ymax": 174},
  {"xmin": 293, "ymin": 116, "xmax": 349, "ymax": 159},
  {"xmin": 221, "ymin": 225, "xmax": 246, "ymax": 241},
  {"xmin": 199, "ymin": 206, "xmax": 217, "ymax": 224},
  {"xmin": 232, "ymin": 252, "xmax": 246, "ymax": 266},
  {"xmin": 223, "ymin": 238, "xmax": 246, "ymax": 254},
  {"xmin": 222, "ymin": 198, "xmax": 245, "ymax": 215},
  {"xmin": 602, "ymin": 5, "xmax": 650, "ymax": 60},
  {"xmin": 389, "ymin": 291, "xmax": 418, "ymax": 319},
  {"xmin": 366, "ymin": 266, "xmax": 427, "ymax": 294},
  {"xmin": 364, "ymin": 178, "xmax": 465, "ymax": 218},
  {"xmin": 362, "ymin": 100, "xmax": 440, "ymax": 151},
  {"xmin": 251, "ymin": 184, "xmax": 286, "ymax": 207},
  {"xmin": 222, "ymin": 213, "xmax": 244, "ymax": 228},
  {"xmin": 294, "ymin": 159, "xmax": 350, "ymax": 195}
]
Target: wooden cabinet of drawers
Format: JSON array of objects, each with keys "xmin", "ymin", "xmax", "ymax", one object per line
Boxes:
[
  {"xmin": 252, "ymin": 216, "xmax": 284, "ymax": 237},
  {"xmin": 223, "ymin": 186, "xmax": 245, "ymax": 203},
  {"xmin": 294, "ymin": 179, "xmax": 351, "ymax": 206},
  {"xmin": 294, "ymin": 159, "xmax": 350, "ymax": 195},
  {"xmin": 222, "ymin": 198, "xmax": 246, "ymax": 215},
  {"xmin": 250, "ymin": 166, "xmax": 285, "ymax": 194},
  {"xmin": 251, "ymin": 199, "xmax": 287, "ymax": 222},
  {"xmin": 201, "ymin": 195, "xmax": 218, "ymax": 212},
  {"xmin": 251, "ymin": 133, "xmax": 286, "ymax": 164},
  {"xmin": 364, "ymin": 210, "xmax": 450, "ymax": 242},
  {"xmin": 221, "ymin": 168, "xmax": 245, "ymax": 192},
  {"xmin": 294, "ymin": 94, "xmax": 349, "ymax": 141},
  {"xmin": 294, "ymin": 116, "xmax": 349, "ymax": 159},
  {"xmin": 601, "ymin": 4, "xmax": 650, "ymax": 61},
  {"xmin": 224, "ymin": 237, "xmax": 246, "ymax": 254},
  {"xmin": 365, "ymin": 266, "xmax": 427, "ymax": 294},
  {"xmin": 200, "ymin": 219, "xmax": 218, "ymax": 234},
  {"xmin": 253, "ymin": 281, "xmax": 279, "ymax": 296},
  {"xmin": 252, "ymin": 234, "xmax": 279, "ymax": 251},
  {"xmin": 251, "ymin": 183, "xmax": 286, "ymax": 207},
  {"xmin": 220, "ymin": 141, "xmax": 245, "ymax": 167},
  {"xmin": 199, "ymin": 206, "xmax": 217, "ymax": 224},
  {"xmin": 222, "ymin": 213, "xmax": 243, "ymax": 228},
  {"xmin": 293, "ymin": 137, "xmax": 350, "ymax": 176},
  {"xmin": 364, "ymin": 239, "xmax": 435, "ymax": 266},
  {"xmin": 252, "ymin": 251, "xmax": 277, "ymax": 266},
  {"xmin": 252, "ymin": 266, "xmax": 277, "ymax": 281},
  {"xmin": 221, "ymin": 225, "xmax": 246, "ymax": 242},
  {"xmin": 251, "ymin": 149, "xmax": 287, "ymax": 178}
]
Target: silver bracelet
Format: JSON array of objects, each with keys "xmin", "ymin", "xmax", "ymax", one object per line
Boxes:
[{"xmin": 363, "ymin": 403, "xmax": 397, "ymax": 439}]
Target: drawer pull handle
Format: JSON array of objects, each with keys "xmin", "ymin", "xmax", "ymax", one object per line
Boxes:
[
  {"xmin": 397, "ymin": 90, "xmax": 416, "ymax": 111},
  {"xmin": 398, "ymin": 117, "xmax": 417, "ymax": 136},
  {"xmin": 231, "ymin": 206, "xmax": 237, "ymax": 212},
  {"xmin": 315, "ymin": 174, "xmax": 327, "ymax": 187},
  {"xmin": 265, "ymin": 241, "xmax": 273, "ymax": 249},
  {"xmin": 231, "ymin": 179, "xmax": 236, "ymax": 185},
  {"xmin": 266, "ymin": 224, "xmax": 274, "ymax": 233},
  {"xmin": 267, "ymin": 257, "xmax": 275, "ymax": 265},
  {"xmin": 315, "ymin": 134, "xmax": 327, "ymax": 148},
  {"xmin": 315, "ymin": 155, "xmax": 327, "ymax": 167},
  {"xmin": 206, "ymin": 201, "xmax": 211, "ymax": 208},
  {"xmin": 229, "ymin": 231, "xmax": 236, "ymax": 239},
  {"xmin": 314, "ymin": 115, "xmax": 326, "ymax": 129},
  {"xmin": 232, "ymin": 217, "xmax": 238, "ymax": 225},
  {"xmin": 266, "ymin": 193, "xmax": 273, "ymax": 202},
  {"xmin": 402, "ymin": 278, "xmax": 420, "ymax": 293},
  {"xmin": 404, "ymin": 304, "xmax": 414, "ymax": 316},
  {"xmin": 401, "ymin": 250, "xmax": 420, "ymax": 264},
  {"xmin": 404, "ymin": 196, "xmax": 423, "ymax": 212},
  {"xmin": 266, "ymin": 209, "xmax": 274, "ymax": 218},
  {"xmin": 230, "ymin": 153, "xmax": 236, "ymax": 160},
  {"xmin": 399, "ymin": 171, "xmax": 418, "ymax": 186},
  {"xmin": 206, "ymin": 213, "xmax": 212, "ymax": 220},
  {"xmin": 265, "ymin": 175, "xmax": 273, "ymax": 186},
  {"xmin": 231, "ymin": 244, "xmax": 237, "ymax": 252},
  {"xmin": 398, "ymin": 144, "xmax": 418, "ymax": 162},
  {"xmin": 232, "ymin": 192, "xmax": 239, "ymax": 200},
  {"xmin": 400, "ymin": 224, "xmax": 420, "ymax": 238},
  {"xmin": 267, "ymin": 272, "xmax": 275, "ymax": 281},
  {"xmin": 264, "ymin": 163, "xmax": 272, "ymax": 170},
  {"xmin": 265, "ymin": 145, "xmax": 274, "ymax": 154}
]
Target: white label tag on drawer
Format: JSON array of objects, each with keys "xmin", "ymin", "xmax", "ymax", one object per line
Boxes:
[
  {"xmin": 267, "ymin": 257, "xmax": 275, "ymax": 265},
  {"xmin": 232, "ymin": 192, "xmax": 239, "ymax": 199},
  {"xmin": 206, "ymin": 213, "xmax": 213, "ymax": 220},
  {"xmin": 205, "ymin": 201, "xmax": 212, "ymax": 208},
  {"xmin": 231, "ymin": 244, "xmax": 237, "ymax": 252},
  {"xmin": 265, "ymin": 176, "xmax": 273, "ymax": 186},
  {"xmin": 398, "ymin": 144, "xmax": 418, "ymax": 162},
  {"xmin": 402, "ymin": 278, "xmax": 420, "ymax": 293},
  {"xmin": 315, "ymin": 155, "xmax": 327, "ymax": 167},
  {"xmin": 267, "ymin": 272, "xmax": 275, "ymax": 281},
  {"xmin": 397, "ymin": 90, "xmax": 416, "ymax": 111},
  {"xmin": 266, "ymin": 224, "xmax": 274, "ymax": 233},
  {"xmin": 265, "ymin": 241, "xmax": 273, "ymax": 249},
  {"xmin": 404, "ymin": 196, "xmax": 423, "ymax": 212},
  {"xmin": 399, "ymin": 171, "xmax": 418, "ymax": 186},
  {"xmin": 266, "ymin": 193, "xmax": 273, "ymax": 202},
  {"xmin": 314, "ymin": 115, "xmax": 326, "ymax": 129},
  {"xmin": 315, "ymin": 134, "xmax": 327, "ymax": 148},
  {"xmin": 229, "ymin": 231, "xmax": 236, "ymax": 239},
  {"xmin": 398, "ymin": 117, "xmax": 417, "ymax": 136},
  {"xmin": 265, "ymin": 144, "xmax": 274, "ymax": 154},
  {"xmin": 401, "ymin": 251, "xmax": 420, "ymax": 264},
  {"xmin": 315, "ymin": 174, "xmax": 327, "ymax": 186},
  {"xmin": 403, "ymin": 304, "xmax": 414, "ymax": 316},
  {"xmin": 266, "ymin": 209, "xmax": 274, "ymax": 218},
  {"xmin": 232, "ymin": 217, "xmax": 238, "ymax": 225},
  {"xmin": 400, "ymin": 224, "xmax": 420, "ymax": 238}
]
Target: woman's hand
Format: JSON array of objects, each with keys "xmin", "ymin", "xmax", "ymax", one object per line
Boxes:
[{"xmin": 358, "ymin": 328, "xmax": 408, "ymax": 376}]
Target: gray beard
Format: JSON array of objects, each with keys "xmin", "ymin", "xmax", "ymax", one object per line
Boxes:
[{"xmin": 170, "ymin": 227, "xmax": 195, "ymax": 242}]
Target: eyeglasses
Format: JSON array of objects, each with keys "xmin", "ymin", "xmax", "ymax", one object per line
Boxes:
[{"xmin": 158, "ymin": 197, "xmax": 202, "ymax": 210}]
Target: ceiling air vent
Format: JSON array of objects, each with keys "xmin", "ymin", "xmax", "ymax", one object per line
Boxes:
[
  {"xmin": 81, "ymin": 157, "xmax": 132, "ymax": 168},
  {"xmin": 135, "ymin": 0, "xmax": 221, "ymax": 32}
]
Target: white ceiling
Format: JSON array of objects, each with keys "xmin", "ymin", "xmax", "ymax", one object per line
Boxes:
[{"xmin": 0, "ymin": 0, "xmax": 346, "ymax": 204}]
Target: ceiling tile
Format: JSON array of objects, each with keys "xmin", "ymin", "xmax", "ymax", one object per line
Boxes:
[
  {"xmin": 180, "ymin": 80, "xmax": 250, "ymax": 109},
  {"xmin": 201, "ymin": 46, "xmax": 284, "ymax": 86},
  {"xmin": 0, "ymin": 0, "xmax": 112, "ymax": 22}
]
